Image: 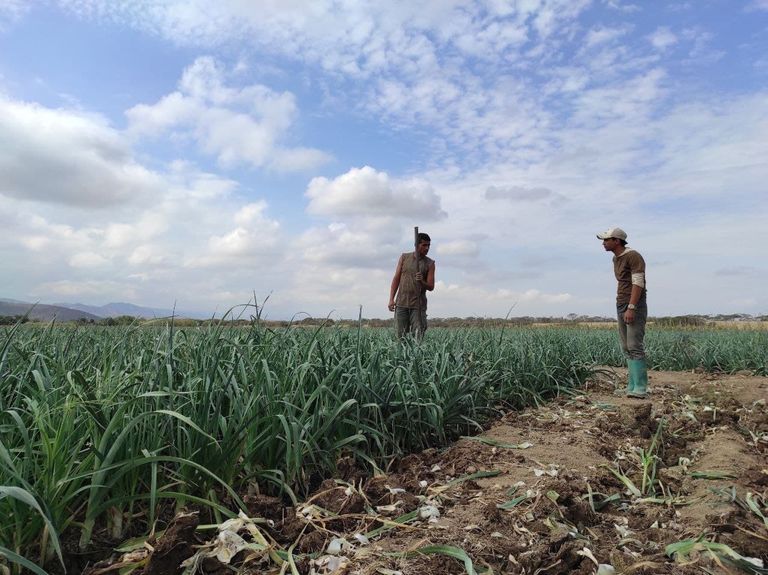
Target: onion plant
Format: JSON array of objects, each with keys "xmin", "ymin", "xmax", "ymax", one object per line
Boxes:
[{"xmin": 1, "ymin": 319, "xmax": 764, "ymax": 572}]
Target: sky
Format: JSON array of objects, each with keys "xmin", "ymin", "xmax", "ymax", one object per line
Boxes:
[{"xmin": 1, "ymin": 0, "xmax": 767, "ymax": 320}]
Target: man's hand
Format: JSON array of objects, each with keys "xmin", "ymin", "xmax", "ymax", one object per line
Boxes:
[
  {"xmin": 388, "ymin": 300, "xmax": 396, "ymax": 312},
  {"xmin": 623, "ymin": 309, "xmax": 636, "ymax": 323},
  {"xmin": 415, "ymin": 272, "xmax": 423, "ymax": 284}
]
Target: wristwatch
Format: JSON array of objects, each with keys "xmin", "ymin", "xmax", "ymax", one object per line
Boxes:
[{"xmin": 627, "ymin": 304, "xmax": 636, "ymax": 310}]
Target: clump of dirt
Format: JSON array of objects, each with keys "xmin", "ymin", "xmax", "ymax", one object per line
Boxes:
[
  {"xmin": 93, "ymin": 368, "xmax": 768, "ymax": 574},
  {"xmin": 243, "ymin": 493, "xmax": 285, "ymax": 523},
  {"xmin": 138, "ymin": 511, "xmax": 199, "ymax": 575}
]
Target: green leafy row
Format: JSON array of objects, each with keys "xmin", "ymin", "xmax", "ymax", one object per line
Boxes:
[
  {"xmin": 0, "ymin": 322, "xmax": 595, "ymax": 571},
  {"xmin": 0, "ymin": 320, "xmax": 765, "ymax": 572}
]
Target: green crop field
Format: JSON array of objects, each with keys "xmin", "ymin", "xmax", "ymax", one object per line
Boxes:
[{"xmin": 1, "ymin": 321, "xmax": 766, "ymax": 573}]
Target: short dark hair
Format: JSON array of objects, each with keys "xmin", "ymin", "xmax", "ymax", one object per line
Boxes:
[
  {"xmin": 618, "ymin": 238, "xmax": 627, "ymax": 247},
  {"xmin": 417, "ymin": 232, "xmax": 431, "ymax": 244}
]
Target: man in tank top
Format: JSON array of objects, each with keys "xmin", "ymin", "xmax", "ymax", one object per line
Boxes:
[
  {"xmin": 597, "ymin": 227, "xmax": 649, "ymax": 398},
  {"xmin": 388, "ymin": 233, "xmax": 436, "ymax": 339}
]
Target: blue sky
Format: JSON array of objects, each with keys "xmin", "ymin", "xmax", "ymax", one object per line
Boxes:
[{"xmin": 1, "ymin": 0, "xmax": 766, "ymax": 319}]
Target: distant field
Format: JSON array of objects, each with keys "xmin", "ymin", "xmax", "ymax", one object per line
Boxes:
[
  {"xmin": 560, "ymin": 320, "xmax": 768, "ymax": 331},
  {"xmin": 709, "ymin": 320, "xmax": 768, "ymax": 330}
]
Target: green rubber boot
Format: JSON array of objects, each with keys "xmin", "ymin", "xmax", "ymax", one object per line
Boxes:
[
  {"xmin": 613, "ymin": 363, "xmax": 635, "ymax": 396},
  {"xmin": 627, "ymin": 359, "xmax": 648, "ymax": 398}
]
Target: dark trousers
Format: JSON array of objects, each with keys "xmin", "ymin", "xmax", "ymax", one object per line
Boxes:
[
  {"xmin": 616, "ymin": 301, "xmax": 647, "ymax": 360},
  {"xmin": 395, "ymin": 306, "xmax": 427, "ymax": 339}
]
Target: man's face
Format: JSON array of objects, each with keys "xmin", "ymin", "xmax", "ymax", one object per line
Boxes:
[
  {"xmin": 602, "ymin": 237, "xmax": 618, "ymax": 251},
  {"xmin": 417, "ymin": 240, "xmax": 431, "ymax": 257}
]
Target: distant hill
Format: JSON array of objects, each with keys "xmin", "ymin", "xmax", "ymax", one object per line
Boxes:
[
  {"xmin": 58, "ymin": 302, "xmax": 180, "ymax": 319},
  {"xmin": 0, "ymin": 301, "xmax": 101, "ymax": 322},
  {"xmin": 1, "ymin": 299, "xmax": 205, "ymax": 322},
  {"xmin": 0, "ymin": 298, "xmax": 28, "ymax": 304}
]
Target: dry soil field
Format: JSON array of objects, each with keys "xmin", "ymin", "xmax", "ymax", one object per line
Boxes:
[{"xmin": 86, "ymin": 367, "xmax": 768, "ymax": 575}]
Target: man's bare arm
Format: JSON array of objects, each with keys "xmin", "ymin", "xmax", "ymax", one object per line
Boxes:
[
  {"xmin": 424, "ymin": 262, "xmax": 435, "ymax": 291},
  {"xmin": 388, "ymin": 255, "xmax": 403, "ymax": 311}
]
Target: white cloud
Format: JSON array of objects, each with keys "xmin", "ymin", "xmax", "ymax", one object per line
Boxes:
[
  {"xmin": 57, "ymin": 0, "xmax": 599, "ymax": 166},
  {"xmin": 57, "ymin": 2, "xmax": 550, "ymax": 73},
  {"xmin": 584, "ymin": 25, "xmax": 629, "ymax": 49},
  {"xmin": 128, "ymin": 245, "xmax": 166, "ymax": 266},
  {"xmin": 746, "ymin": 0, "xmax": 768, "ymax": 11},
  {"xmin": 123, "ymin": 92, "xmax": 198, "ymax": 137},
  {"xmin": 104, "ymin": 213, "xmax": 167, "ymax": 249},
  {"xmin": 209, "ymin": 228, "xmax": 259, "ymax": 255},
  {"xmin": 485, "ymin": 185, "xmax": 560, "ymax": 203},
  {"xmin": 18, "ymin": 235, "xmax": 50, "ymax": 251},
  {"xmin": 1, "ymin": 2, "xmax": 766, "ymax": 318},
  {"xmin": 271, "ymin": 148, "xmax": 335, "ymax": 172},
  {"xmin": 296, "ymin": 221, "xmax": 401, "ymax": 270},
  {"xmin": 234, "ymin": 202, "xmax": 268, "ymax": 226},
  {"xmin": 571, "ymin": 68, "xmax": 667, "ymax": 126},
  {"xmin": 0, "ymin": 96, "xmax": 294, "ymax": 303},
  {"xmin": 605, "ymin": 1, "xmax": 641, "ymax": 13},
  {"xmin": 0, "ymin": 97, "xmax": 163, "ymax": 207},
  {"xmin": 127, "ymin": 57, "xmax": 332, "ymax": 171},
  {"xmin": 680, "ymin": 28, "xmax": 723, "ymax": 64},
  {"xmin": 436, "ymin": 240, "xmax": 480, "ymax": 257},
  {"xmin": 543, "ymin": 66, "xmax": 590, "ymax": 94},
  {"xmin": 306, "ymin": 166, "xmax": 446, "ymax": 220},
  {"xmin": 428, "ymin": 282, "xmax": 572, "ymax": 317},
  {"xmin": 648, "ymin": 27, "xmax": 677, "ymax": 50},
  {"xmin": 646, "ymin": 93, "xmax": 768, "ymax": 190},
  {"xmin": 185, "ymin": 200, "xmax": 282, "ymax": 268},
  {"xmin": 69, "ymin": 252, "xmax": 110, "ymax": 268},
  {"xmin": 36, "ymin": 279, "xmax": 138, "ymax": 299},
  {"xmin": 0, "ymin": 0, "xmax": 27, "ymax": 28}
]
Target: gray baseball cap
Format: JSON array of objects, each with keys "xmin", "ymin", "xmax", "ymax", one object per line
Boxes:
[{"xmin": 596, "ymin": 227, "xmax": 627, "ymax": 240}]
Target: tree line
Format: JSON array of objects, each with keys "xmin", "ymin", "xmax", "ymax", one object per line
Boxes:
[{"xmin": 3, "ymin": 313, "xmax": 767, "ymax": 328}]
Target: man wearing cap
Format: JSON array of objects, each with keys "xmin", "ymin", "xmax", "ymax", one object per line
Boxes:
[{"xmin": 597, "ymin": 227, "xmax": 649, "ymax": 398}]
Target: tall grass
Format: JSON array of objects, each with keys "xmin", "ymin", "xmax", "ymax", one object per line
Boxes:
[
  {"xmin": 0, "ymin": 321, "xmax": 765, "ymax": 572},
  {"xmin": 560, "ymin": 325, "xmax": 768, "ymax": 374}
]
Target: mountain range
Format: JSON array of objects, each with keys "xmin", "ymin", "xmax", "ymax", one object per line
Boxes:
[
  {"xmin": 0, "ymin": 299, "xmax": 204, "ymax": 321},
  {"xmin": 56, "ymin": 302, "xmax": 181, "ymax": 319}
]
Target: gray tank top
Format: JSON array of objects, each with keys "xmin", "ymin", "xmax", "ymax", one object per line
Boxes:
[{"xmin": 395, "ymin": 252, "xmax": 433, "ymax": 309}]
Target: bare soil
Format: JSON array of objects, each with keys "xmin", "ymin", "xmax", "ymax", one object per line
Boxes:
[{"xmin": 85, "ymin": 368, "xmax": 768, "ymax": 575}]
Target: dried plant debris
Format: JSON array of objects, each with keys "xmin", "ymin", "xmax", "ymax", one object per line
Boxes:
[{"xmin": 82, "ymin": 368, "xmax": 768, "ymax": 575}]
